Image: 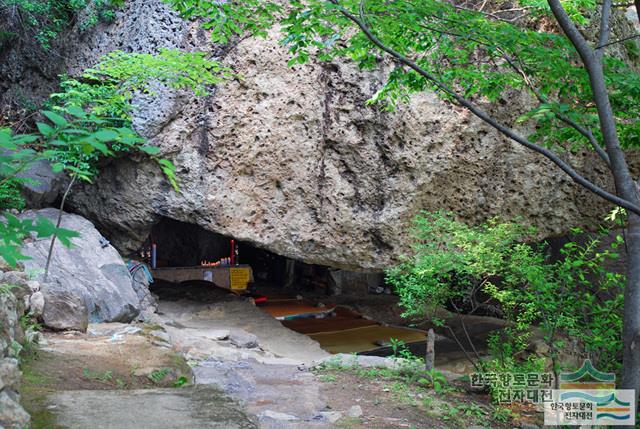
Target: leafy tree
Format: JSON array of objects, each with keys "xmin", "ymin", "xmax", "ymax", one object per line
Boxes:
[{"xmin": 166, "ymin": 0, "xmax": 640, "ymax": 397}]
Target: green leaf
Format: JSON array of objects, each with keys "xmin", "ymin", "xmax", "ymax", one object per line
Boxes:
[
  {"xmin": 36, "ymin": 122, "xmax": 55, "ymax": 137},
  {"xmin": 92, "ymin": 129, "xmax": 120, "ymax": 142},
  {"xmin": 65, "ymin": 106, "xmax": 86, "ymax": 118},
  {"xmin": 42, "ymin": 110, "xmax": 68, "ymax": 127},
  {"xmin": 139, "ymin": 146, "xmax": 161, "ymax": 155}
]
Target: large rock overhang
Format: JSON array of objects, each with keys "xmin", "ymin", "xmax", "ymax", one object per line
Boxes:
[{"xmin": 7, "ymin": 0, "xmax": 618, "ymax": 271}]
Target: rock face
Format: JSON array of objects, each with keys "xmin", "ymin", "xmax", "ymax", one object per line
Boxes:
[
  {"xmin": 0, "ymin": 267, "xmax": 37, "ymax": 429},
  {"xmin": 3, "ymin": 0, "xmax": 619, "ymax": 270},
  {"xmin": 19, "ymin": 209, "xmax": 150, "ymax": 329}
]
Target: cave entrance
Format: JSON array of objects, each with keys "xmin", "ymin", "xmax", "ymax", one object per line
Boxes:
[
  {"xmin": 134, "ymin": 217, "xmax": 440, "ymax": 359},
  {"xmin": 135, "ymin": 217, "xmax": 333, "ymax": 299}
]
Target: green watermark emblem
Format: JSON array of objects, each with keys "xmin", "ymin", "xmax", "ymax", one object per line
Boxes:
[{"xmin": 543, "ymin": 360, "xmax": 635, "ymax": 426}]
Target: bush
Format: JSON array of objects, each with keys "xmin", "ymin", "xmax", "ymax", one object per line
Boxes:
[
  {"xmin": 0, "ymin": 178, "xmax": 26, "ymax": 210},
  {"xmin": 386, "ymin": 211, "xmax": 625, "ymax": 385},
  {"xmin": 0, "ymin": 0, "xmax": 124, "ymax": 50}
]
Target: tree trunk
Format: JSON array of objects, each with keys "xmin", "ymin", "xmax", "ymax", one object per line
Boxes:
[
  {"xmin": 425, "ymin": 328, "xmax": 435, "ymax": 371},
  {"xmin": 43, "ymin": 175, "xmax": 76, "ymax": 282},
  {"xmin": 621, "ymin": 212, "xmax": 640, "ymax": 401}
]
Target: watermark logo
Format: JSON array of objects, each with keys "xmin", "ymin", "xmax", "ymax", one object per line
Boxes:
[
  {"xmin": 469, "ymin": 371, "xmax": 554, "ymax": 404},
  {"xmin": 558, "ymin": 359, "xmax": 615, "ymax": 390},
  {"xmin": 544, "ymin": 360, "xmax": 635, "ymax": 426}
]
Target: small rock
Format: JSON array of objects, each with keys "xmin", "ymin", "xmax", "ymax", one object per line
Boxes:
[
  {"xmin": 314, "ymin": 354, "xmax": 400, "ymax": 369},
  {"xmin": 346, "ymin": 405, "xmax": 363, "ymax": 418},
  {"xmin": 0, "ymin": 390, "xmax": 30, "ymax": 429},
  {"xmin": 202, "ymin": 329, "xmax": 230, "ymax": 341},
  {"xmin": 25, "ymin": 330, "xmax": 42, "ymax": 345},
  {"xmin": 318, "ymin": 411, "xmax": 342, "ymax": 423},
  {"xmin": 41, "ymin": 283, "xmax": 89, "ymax": 332},
  {"xmin": 26, "ymin": 280, "xmax": 40, "ymax": 293},
  {"xmin": 0, "ymin": 358, "xmax": 21, "ymax": 390},
  {"xmin": 520, "ymin": 424, "xmax": 540, "ymax": 429},
  {"xmin": 29, "ymin": 291, "xmax": 45, "ymax": 317},
  {"xmin": 229, "ymin": 331, "xmax": 258, "ymax": 349},
  {"xmin": 467, "ymin": 426, "xmax": 486, "ymax": 429},
  {"xmin": 530, "ymin": 340, "xmax": 550, "ymax": 356},
  {"xmin": 149, "ymin": 330, "xmax": 171, "ymax": 343},
  {"xmin": 260, "ymin": 410, "xmax": 298, "ymax": 421},
  {"xmin": 151, "ymin": 340, "xmax": 172, "ymax": 348}
]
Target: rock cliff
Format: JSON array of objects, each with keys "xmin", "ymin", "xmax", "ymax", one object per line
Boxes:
[{"xmin": 2, "ymin": 0, "xmax": 619, "ymax": 270}]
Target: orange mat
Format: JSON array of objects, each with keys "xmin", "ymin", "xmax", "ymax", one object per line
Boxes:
[
  {"xmin": 308, "ymin": 325, "xmax": 426, "ymax": 354},
  {"xmin": 260, "ymin": 300, "xmax": 336, "ymax": 320},
  {"xmin": 282, "ymin": 316, "xmax": 377, "ymax": 334}
]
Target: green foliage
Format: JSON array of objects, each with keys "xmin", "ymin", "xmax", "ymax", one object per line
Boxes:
[
  {"xmin": 34, "ymin": 107, "xmax": 149, "ymax": 183},
  {"xmin": 0, "ymin": 178, "xmax": 26, "ymax": 210},
  {"xmin": 167, "ymin": 0, "xmax": 639, "ymax": 153},
  {"xmin": 419, "ymin": 368, "xmax": 447, "ymax": 394},
  {"xmin": 149, "ymin": 368, "xmax": 170, "ymax": 383},
  {"xmin": 0, "ymin": 210, "xmax": 78, "ymax": 266},
  {"xmin": 173, "ymin": 374, "xmax": 189, "ymax": 387},
  {"xmin": 387, "ymin": 212, "xmax": 625, "ymax": 379},
  {"xmin": 51, "ymin": 49, "xmax": 231, "ymax": 122},
  {"xmin": 491, "ymin": 406, "xmax": 515, "ymax": 423},
  {"xmin": 0, "ymin": 283, "xmax": 20, "ymax": 296},
  {"xmin": 386, "ymin": 211, "xmax": 535, "ymax": 323},
  {"xmin": 79, "ymin": 0, "xmax": 124, "ymax": 31},
  {"xmin": 82, "ymin": 368, "xmax": 114, "ymax": 382},
  {"xmin": 44, "ymin": 49, "xmax": 230, "ymax": 190},
  {"xmin": 0, "ymin": 0, "xmax": 123, "ymax": 49},
  {"xmin": 318, "ymin": 374, "xmax": 337, "ymax": 382}
]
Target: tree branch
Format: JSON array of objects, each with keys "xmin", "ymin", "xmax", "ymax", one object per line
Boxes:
[
  {"xmin": 547, "ymin": 0, "xmax": 595, "ymax": 66},
  {"xmin": 494, "ymin": 47, "xmax": 612, "ymax": 167},
  {"xmin": 414, "ymin": 19, "xmax": 611, "ymax": 167},
  {"xmin": 549, "ymin": 0, "xmax": 639, "ymax": 204},
  {"xmin": 596, "ymin": 33, "xmax": 640, "ymax": 50},
  {"xmin": 598, "ymin": 0, "xmax": 612, "ymax": 56},
  {"xmin": 331, "ymin": 0, "xmax": 640, "ymax": 214}
]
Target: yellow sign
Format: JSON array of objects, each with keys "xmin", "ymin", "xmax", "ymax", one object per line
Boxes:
[{"xmin": 229, "ymin": 267, "xmax": 251, "ymax": 290}]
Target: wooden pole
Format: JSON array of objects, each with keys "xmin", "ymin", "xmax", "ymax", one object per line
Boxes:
[{"xmin": 425, "ymin": 328, "xmax": 435, "ymax": 371}]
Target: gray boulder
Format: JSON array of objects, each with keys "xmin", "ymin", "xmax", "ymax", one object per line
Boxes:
[
  {"xmin": 17, "ymin": 159, "xmax": 66, "ymax": 208},
  {"xmin": 40, "ymin": 282, "xmax": 89, "ymax": 331},
  {"xmin": 20, "ymin": 209, "xmax": 141, "ymax": 330},
  {"xmin": 0, "ymin": 390, "xmax": 30, "ymax": 429}
]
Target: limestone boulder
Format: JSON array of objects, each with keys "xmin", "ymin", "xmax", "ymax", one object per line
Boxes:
[
  {"xmin": 2, "ymin": 0, "xmax": 626, "ymax": 270},
  {"xmin": 20, "ymin": 209, "xmax": 142, "ymax": 330},
  {"xmin": 61, "ymin": 0, "xmax": 613, "ymax": 270}
]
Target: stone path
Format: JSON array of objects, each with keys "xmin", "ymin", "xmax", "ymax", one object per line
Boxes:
[
  {"xmin": 46, "ymin": 387, "xmax": 256, "ymax": 429},
  {"xmin": 157, "ymin": 298, "xmax": 336, "ymax": 428},
  {"xmin": 24, "ymin": 297, "xmax": 413, "ymax": 428}
]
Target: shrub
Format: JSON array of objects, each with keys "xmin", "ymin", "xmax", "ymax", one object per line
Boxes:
[{"xmin": 386, "ymin": 211, "xmax": 625, "ymax": 390}]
